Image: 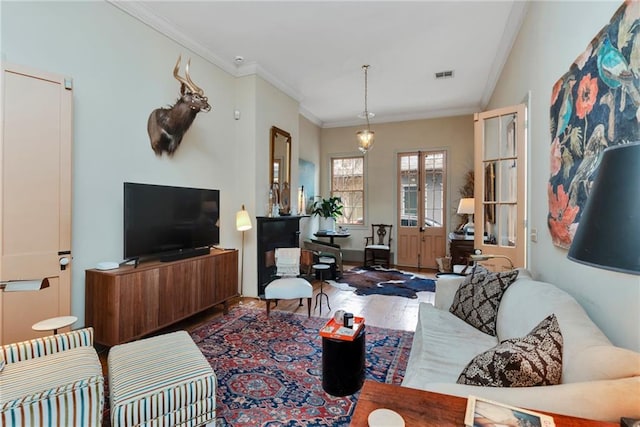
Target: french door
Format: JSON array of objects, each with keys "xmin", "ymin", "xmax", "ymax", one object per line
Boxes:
[
  {"xmin": 396, "ymin": 151, "xmax": 447, "ymax": 269},
  {"xmin": 474, "ymin": 104, "xmax": 527, "ymax": 269}
]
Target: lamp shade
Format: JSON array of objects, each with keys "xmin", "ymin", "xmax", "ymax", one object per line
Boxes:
[
  {"xmin": 236, "ymin": 205, "xmax": 252, "ymax": 232},
  {"xmin": 567, "ymin": 142, "xmax": 640, "ymax": 275},
  {"xmin": 457, "ymin": 198, "xmax": 475, "ymax": 215}
]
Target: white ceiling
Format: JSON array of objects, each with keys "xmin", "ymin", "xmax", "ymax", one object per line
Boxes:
[{"xmin": 112, "ymin": 1, "xmax": 527, "ymax": 128}]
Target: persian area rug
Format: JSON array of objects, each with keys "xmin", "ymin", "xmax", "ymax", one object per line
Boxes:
[
  {"xmin": 190, "ymin": 306, "xmax": 413, "ymax": 427},
  {"xmin": 330, "ymin": 265, "xmax": 436, "ymax": 298}
]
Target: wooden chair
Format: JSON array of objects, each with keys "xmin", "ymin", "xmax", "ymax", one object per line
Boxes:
[
  {"xmin": 364, "ymin": 224, "xmax": 393, "ymax": 268},
  {"xmin": 264, "ymin": 248, "xmax": 314, "ymax": 317}
]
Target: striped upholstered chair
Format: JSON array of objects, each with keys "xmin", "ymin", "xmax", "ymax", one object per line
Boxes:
[{"xmin": 0, "ymin": 327, "xmax": 104, "ymax": 426}]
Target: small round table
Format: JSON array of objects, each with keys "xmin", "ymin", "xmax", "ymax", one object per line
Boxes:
[
  {"xmin": 313, "ymin": 263, "xmax": 331, "ymax": 315},
  {"xmin": 32, "ymin": 315, "xmax": 77, "ymax": 334}
]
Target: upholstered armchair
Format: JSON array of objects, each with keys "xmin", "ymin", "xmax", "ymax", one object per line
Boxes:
[
  {"xmin": 0, "ymin": 327, "xmax": 104, "ymax": 426},
  {"xmin": 364, "ymin": 224, "xmax": 393, "ymax": 268}
]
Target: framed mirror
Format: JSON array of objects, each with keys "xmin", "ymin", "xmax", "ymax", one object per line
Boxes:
[{"xmin": 270, "ymin": 126, "xmax": 291, "ymax": 186}]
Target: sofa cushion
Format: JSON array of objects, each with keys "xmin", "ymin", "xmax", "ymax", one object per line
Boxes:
[
  {"xmin": 0, "ymin": 346, "xmax": 103, "ymax": 404},
  {"xmin": 495, "ymin": 279, "xmax": 614, "ymax": 382},
  {"xmin": 449, "ymin": 266, "xmax": 519, "ymax": 336},
  {"xmin": 401, "ymin": 303, "xmax": 498, "ymax": 389},
  {"xmin": 457, "ymin": 314, "xmax": 563, "ymax": 387}
]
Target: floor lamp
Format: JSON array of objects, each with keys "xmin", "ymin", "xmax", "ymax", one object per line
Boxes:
[{"xmin": 236, "ymin": 205, "xmax": 253, "ymax": 300}]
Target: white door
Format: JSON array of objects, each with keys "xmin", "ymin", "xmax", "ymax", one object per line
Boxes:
[
  {"xmin": 0, "ymin": 63, "xmax": 73, "ymax": 344},
  {"xmin": 396, "ymin": 151, "xmax": 446, "ymax": 269},
  {"xmin": 474, "ymin": 104, "xmax": 527, "ymax": 269}
]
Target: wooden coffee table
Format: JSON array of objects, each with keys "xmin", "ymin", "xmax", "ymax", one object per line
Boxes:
[{"xmin": 350, "ymin": 380, "xmax": 617, "ymax": 426}]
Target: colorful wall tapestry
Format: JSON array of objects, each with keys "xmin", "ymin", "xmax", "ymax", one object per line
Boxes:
[{"xmin": 548, "ymin": 0, "xmax": 639, "ymax": 249}]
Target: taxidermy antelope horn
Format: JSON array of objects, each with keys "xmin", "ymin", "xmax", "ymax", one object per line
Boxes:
[
  {"xmin": 184, "ymin": 61, "xmax": 204, "ymax": 96},
  {"xmin": 147, "ymin": 55, "xmax": 211, "ymax": 156}
]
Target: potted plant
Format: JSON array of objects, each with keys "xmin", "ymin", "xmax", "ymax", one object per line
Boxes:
[{"xmin": 311, "ymin": 196, "xmax": 343, "ymax": 231}]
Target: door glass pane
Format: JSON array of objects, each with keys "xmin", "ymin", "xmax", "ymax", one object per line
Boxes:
[
  {"xmin": 502, "ymin": 114, "xmax": 517, "ymax": 158},
  {"xmin": 483, "ymin": 116, "xmax": 500, "ymax": 160},
  {"xmin": 424, "ymin": 152, "xmax": 444, "ymax": 228},
  {"xmin": 483, "ymin": 162, "xmax": 497, "ymax": 245},
  {"xmin": 498, "ymin": 204, "xmax": 517, "ymax": 247},
  {"xmin": 498, "ymin": 159, "xmax": 517, "ymax": 203},
  {"xmin": 400, "ymin": 154, "xmax": 419, "ymax": 227}
]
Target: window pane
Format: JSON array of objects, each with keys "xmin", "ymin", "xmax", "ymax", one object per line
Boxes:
[{"xmin": 331, "ymin": 156, "xmax": 364, "ymax": 225}]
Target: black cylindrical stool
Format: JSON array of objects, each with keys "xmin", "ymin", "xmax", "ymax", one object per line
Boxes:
[{"xmin": 322, "ymin": 325, "xmax": 366, "ymax": 396}]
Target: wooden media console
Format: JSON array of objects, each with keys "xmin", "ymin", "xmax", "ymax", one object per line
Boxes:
[{"xmin": 85, "ymin": 248, "xmax": 238, "ymax": 346}]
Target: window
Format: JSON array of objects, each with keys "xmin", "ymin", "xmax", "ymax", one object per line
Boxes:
[{"xmin": 331, "ymin": 156, "xmax": 364, "ymax": 225}]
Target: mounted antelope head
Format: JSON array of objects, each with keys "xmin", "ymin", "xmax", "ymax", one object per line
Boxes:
[{"xmin": 147, "ymin": 55, "xmax": 211, "ymax": 156}]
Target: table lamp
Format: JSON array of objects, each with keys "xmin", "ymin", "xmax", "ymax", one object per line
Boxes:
[
  {"xmin": 457, "ymin": 198, "xmax": 475, "ymax": 234},
  {"xmin": 568, "ymin": 142, "xmax": 640, "ymax": 275},
  {"xmin": 236, "ymin": 205, "xmax": 253, "ymax": 298}
]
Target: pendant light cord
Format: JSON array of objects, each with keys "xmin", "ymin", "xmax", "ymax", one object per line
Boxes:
[{"xmin": 363, "ymin": 65, "xmax": 371, "ymax": 130}]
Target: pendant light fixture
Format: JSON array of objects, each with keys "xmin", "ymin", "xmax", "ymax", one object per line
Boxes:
[{"xmin": 356, "ymin": 65, "xmax": 374, "ymax": 153}]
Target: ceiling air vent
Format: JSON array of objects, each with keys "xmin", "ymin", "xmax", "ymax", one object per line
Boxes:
[{"xmin": 435, "ymin": 70, "xmax": 454, "ymax": 79}]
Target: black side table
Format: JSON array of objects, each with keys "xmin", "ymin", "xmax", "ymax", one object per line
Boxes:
[{"xmin": 322, "ymin": 325, "xmax": 366, "ymax": 396}]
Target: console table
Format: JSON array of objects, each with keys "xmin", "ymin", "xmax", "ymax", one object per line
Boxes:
[
  {"xmin": 350, "ymin": 381, "xmax": 616, "ymax": 426},
  {"xmin": 85, "ymin": 249, "xmax": 238, "ymax": 346}
]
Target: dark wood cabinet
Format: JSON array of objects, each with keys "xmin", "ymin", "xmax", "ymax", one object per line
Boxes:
[
  {"xmin": 449, "ymin": 233, "xmax": 475, "ymax": 266},
  {"xmin": 85, "ymin": 249, "xmax": 237, "ymax": 346},
  {"xmin": 256, "ymin": 216, "xmax": 307, "ymax": 297}
]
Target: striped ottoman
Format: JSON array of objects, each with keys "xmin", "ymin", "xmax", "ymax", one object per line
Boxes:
[{"xmin": 108, "ymin": 331, "xmax": 216, "ymax": 427}]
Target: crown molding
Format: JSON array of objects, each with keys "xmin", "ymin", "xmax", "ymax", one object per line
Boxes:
[
  {"xmin": 107, "ymin": 1, "xmax": 302, "ymax": 103},
  {"xmin": 322, "ymin": 106, "xmax": 479, "ymax": 129},
  {"xmin": 238, "ymin": 63, "xmax": 303, "ymax": 103},
  {"xmin": 299, "ymin": 105, "xmax": 323, "ymax": 127},
  {"xmin": 480, "ymin": 0, "xmax": 529, "ymax": 109}
]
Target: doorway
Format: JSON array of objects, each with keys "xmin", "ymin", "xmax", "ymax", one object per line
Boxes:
[{"xmin": 396, "ymin": 151, "xmax": 447, "ymax": 269}]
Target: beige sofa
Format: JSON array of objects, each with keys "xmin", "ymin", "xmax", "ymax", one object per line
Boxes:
[{"xmin": 402, "ymin": 270, "xmax": 640, "ymax": 422}]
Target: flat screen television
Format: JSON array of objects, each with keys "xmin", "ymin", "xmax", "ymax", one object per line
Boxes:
[{"xmin": 124, "ymin": 182, "xmax": 220, "ymax": 261}]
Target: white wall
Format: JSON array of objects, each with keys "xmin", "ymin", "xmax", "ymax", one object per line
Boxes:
[
  {"xmin": 488, "ymin": 1, "xmax": 640, "ymax": 351},
  {"xmin": 1, "ymin": 2, "xmax": 304, "ymax": 319}
]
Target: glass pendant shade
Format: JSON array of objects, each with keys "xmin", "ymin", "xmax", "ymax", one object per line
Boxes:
[
  {"xmin": 357, "ymin": 129, "xmax": 375, "ymax": 153},
  {"xmin": 356, "ymin": 65, "xmax": 374, "ymax": 153}
]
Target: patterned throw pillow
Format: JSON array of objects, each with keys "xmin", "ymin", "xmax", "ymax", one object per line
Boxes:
[
  {"xmin": 457, "ymin": 314, "xmax": 563, "ymax": 387},
  {"xmin": 449, "ymin": 265, "xmax": 519, "ymax": 335}
]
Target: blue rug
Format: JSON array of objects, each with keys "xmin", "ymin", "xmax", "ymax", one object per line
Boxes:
[{"xmin": 334, "ymin": 265, "xmax": 436, "ymax": 298}]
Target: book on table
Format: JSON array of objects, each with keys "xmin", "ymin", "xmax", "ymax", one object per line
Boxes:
[
  {"xmin": 464, "ymin": 395, "xmax": 555, "ymax": 427},
  {"xmin": 319, "ymin": 317, "xmax": 364, "ymax": 341}
]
